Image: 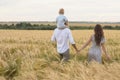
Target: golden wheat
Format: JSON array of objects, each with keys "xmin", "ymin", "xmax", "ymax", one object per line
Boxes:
[{"xmin": 0, "ymin": 30, "xmax": 120, "ymax": 80}]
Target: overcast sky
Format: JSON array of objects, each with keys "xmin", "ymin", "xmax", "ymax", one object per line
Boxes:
[{"xmin": 0, "ymin": 0, "xmax": 120, "ymax": 22}]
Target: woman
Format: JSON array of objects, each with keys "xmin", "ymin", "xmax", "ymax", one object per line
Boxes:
[{"xmin": 78, "ymin": 24, "xmax": 110, "ymax": 63}]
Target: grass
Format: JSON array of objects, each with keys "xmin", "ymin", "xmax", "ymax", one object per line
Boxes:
[{"xmin": 0, "ymin": 30, "xmax": 120, "ymax": 80}]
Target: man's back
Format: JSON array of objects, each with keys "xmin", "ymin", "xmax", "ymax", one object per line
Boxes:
[{"xmin": 51, "ymin": 28, "xmax": 75, "ymax": 53}]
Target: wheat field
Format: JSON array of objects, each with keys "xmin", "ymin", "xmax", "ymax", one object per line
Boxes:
[{"xmin": 0, "ymin": 30, "xmax": 120, "ymax": 80}]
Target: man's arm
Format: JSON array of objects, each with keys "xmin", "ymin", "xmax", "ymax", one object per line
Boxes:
[
  {"xmin": 51, "ymin": 30, "xmax": 56, "ymax": 42},
  {"xmin": 68, "ymin": 29, "xmax": 78, "ymax": 52},
  {"xmin": 72, "ymin": 44, "xmax": 78, "ymax": 51},
  {"xmin": 51, "ymin": 30, "xmax": 57, "ymax": 48}
]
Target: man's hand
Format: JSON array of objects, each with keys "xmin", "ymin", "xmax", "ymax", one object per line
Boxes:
[
  {"xmin": 51, "ymin": 42, "xmax": 56, "ymax": 48},
  {"xmin": 72, "ymin": 44, "xmax": 78, "ymax": 54},
  {"xmin": 106, "ymin": 54, "xmax": 111, "ymax": 61},
  {"xmin": 75, "ymin": 49, "xmax": 79, "ymax": 54}
]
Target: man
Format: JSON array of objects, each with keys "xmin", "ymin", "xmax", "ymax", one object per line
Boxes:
[{"xmin": 51, "ymin": 8, "xmax": 78, "ymax": 62}]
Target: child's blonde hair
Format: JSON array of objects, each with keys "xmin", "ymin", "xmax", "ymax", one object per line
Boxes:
[{"xmin": 59, "ymin": 8, "xmax": 64, "ymax": 14}]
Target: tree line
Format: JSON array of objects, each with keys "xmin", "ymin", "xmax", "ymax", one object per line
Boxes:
[{"xmin": 0, "ymin": 22, "xmax": 120, "ymax": 30}]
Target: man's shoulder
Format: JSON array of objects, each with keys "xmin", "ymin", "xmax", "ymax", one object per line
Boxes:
[
  {"xmin": 63, "ymin": 28, "xmax": 71, "ymax": 33},
  {"xmin": 54, "ymin": 28, "xmax": 58, "ymax": 31},
  {"xmin": 54, "ymin": 28, "xmax": 60, "ymax": 32},
  {"xmin": 65, "ymin": 28, "xmax": 71, "ymax": 31},
  {"xmin": 54, "ymin": 28, "xmax": 71, "ymax": 31}
]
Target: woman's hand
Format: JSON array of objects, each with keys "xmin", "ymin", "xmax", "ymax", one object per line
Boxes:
[
  {"xmin": 106, "ymin": 54, "xmax": 111, "ymax": 61},
  {"xmin": 76, "ymin": 49, "xmax": 81, "ymax": 54}
]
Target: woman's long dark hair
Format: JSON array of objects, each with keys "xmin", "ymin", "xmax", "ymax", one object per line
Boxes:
[{"xmin": 94, "ymin": 24, "xmax": 104, "ymax": 46}]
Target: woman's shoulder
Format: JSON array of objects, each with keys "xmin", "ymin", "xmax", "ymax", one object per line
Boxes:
[
  {"xmin": 101, "ymin": 36, "xmax": 105, "ymax": 41},
  {"xmin": 90, "ymin": 34, "xmax": 95, "ymax": 41}
]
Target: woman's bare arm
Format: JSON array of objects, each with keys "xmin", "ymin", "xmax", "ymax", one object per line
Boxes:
[
  {"xmin": 101, "ymin": 43, "xmax": 111, "ymax": 60},
  {"xmin": 79, "ymin": 36, "xmax": 92, "ymax": 52}
]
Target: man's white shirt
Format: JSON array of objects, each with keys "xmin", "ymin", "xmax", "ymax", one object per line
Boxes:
[{"xmin": 51, "ymin": 28, "xmax": 75, "ymax": 53}]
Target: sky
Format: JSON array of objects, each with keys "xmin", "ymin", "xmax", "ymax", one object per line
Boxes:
[{"xmin": 0, "ymin": 0, "xmax": 120, "ymax": 22}]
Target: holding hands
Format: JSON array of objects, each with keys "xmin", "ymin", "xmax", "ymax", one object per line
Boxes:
[{"xmin": 76, "ymin": 48, "xmax": 81, "ymax": 54}]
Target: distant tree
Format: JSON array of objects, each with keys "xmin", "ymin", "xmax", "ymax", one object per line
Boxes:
[
  {"xmin": 103, "ymin": 25, "xmax": 113, "ymax": 29},
  {"xmin": 16, "ymin": 22, "xmax": 32, "ymax": 29},
  {"xmin": 115, "ymin": 26, "xmax": 120, "ymax": 30}
]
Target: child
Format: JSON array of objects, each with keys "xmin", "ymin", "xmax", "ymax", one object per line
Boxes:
[
  {"xmin": 56, "ymin": 8, "xmax": 68, "ymax": 29},
  {"xmin": 78, "ymin": 24, "xmax": 111, "ymax": 63}
]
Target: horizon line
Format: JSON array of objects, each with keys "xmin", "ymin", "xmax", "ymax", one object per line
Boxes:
[{"xmin": 0, "ymin": 21, "xmax": 120, "ymax": 23}]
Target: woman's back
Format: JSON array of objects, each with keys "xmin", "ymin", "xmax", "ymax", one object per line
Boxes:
[
  {"xmin": 91, "ymin": 35, "xmax": 105, "ymax": 48},
  {"xmin": 88, "ymin": 35, "xmax": 105, "ymax": 63}
]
